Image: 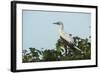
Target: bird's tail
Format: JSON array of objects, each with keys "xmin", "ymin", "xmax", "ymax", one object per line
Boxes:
[{"xmin": 74, "ymin": 46, "xmax": 83, "ymax": 54}]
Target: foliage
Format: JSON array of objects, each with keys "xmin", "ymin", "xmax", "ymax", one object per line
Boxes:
[{"xmin": 22, "ymin": 36, "xmax": 91, "ymax": 63}]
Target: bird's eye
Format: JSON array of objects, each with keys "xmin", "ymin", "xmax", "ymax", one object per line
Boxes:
[{"xmin": 69, "ymin": 34, "xmax": 72, "ymax": 36}]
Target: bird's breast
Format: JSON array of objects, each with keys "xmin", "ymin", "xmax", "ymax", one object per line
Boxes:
[{"xmin": 59, "ymin": 31, "xmax": 74, "ymax": 44}]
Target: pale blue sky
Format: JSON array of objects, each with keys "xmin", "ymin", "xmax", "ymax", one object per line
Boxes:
[{"xmin": 22, "ymin": 10, "xmax": 91, "ymax": 50}]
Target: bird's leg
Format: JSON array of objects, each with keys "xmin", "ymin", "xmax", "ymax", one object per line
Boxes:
[
  {"xmin": 64, "ymin": 45, "xmax": 69, "ymax": 56},
  {"xmin": 67, "ymin": 46, "xmax": 70, "ymax": 55}
]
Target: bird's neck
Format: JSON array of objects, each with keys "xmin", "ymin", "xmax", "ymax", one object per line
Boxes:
[{"xmin": 59, "ymin": 24, "xmax": 64, "ymax": 31}]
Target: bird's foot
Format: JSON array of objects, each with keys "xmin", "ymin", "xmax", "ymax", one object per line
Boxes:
[{"xmin": 81, "ymin": 51, "xmax": 84, "ymax": 54}]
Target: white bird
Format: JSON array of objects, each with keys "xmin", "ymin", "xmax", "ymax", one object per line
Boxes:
[{"xmin": 53, "ymin": 21, "xmax": 83, "ymax": 53}]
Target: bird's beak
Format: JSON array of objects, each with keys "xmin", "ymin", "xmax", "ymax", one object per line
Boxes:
[
  {"xmin": 53, "ymin": 22, "xmax": 57, "ymax": 24},
  {"xmin": 53, "ymin": 22, "xmax": 59, "ymax": 25}
]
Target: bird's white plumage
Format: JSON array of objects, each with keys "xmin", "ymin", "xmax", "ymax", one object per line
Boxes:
[
  {"xmin": 54, "ymin": 21, "xmax": 83, "ymax": 53},
  {"xmin": 57, "ymin": 22, "xmax": 74, "ymax": 44},
  {"xmin": 59, "ymin": 30, "xmax": 74, "ymax": 44}
]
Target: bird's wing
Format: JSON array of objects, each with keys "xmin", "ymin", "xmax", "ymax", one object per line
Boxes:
[{"xmin": 60, "ymin": 31, "xmax": 74, "ymax": 44}]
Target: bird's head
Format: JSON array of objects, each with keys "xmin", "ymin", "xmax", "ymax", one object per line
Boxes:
[{"xmin": 53, "ymin": 21, "xmax": 63, "ymax": 25}]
